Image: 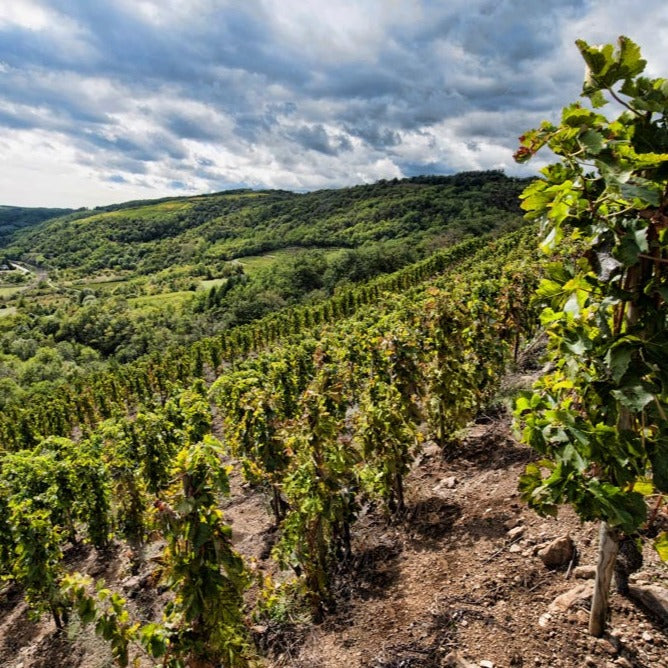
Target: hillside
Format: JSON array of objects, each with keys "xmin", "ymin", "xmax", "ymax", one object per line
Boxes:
[
  {"xmin": 0, "ymin": 172, "xmax": 527, "ymax": 409},
  {"xmin": 0, "ymin": 223, "xmax": 665, "ymax": 668},
  {"xmin": 2, "ymin": 172, "xmax": 526, "ymax": 277},
  {"xmin": 2, "ymin": 397, "xmax": 666, "ymax": 668},
  {"xmin": 0, "ymin": 224, "xmax": 540, "ymax": 638},
  {"xmin": 0, "ymin": 162, "xmax": 665, "ymax": 668},
  {"xmin": 0, "ymin": 206, "xmax": 74, "ymax": 247}
]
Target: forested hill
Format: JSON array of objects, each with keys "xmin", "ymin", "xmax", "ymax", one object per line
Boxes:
[
  {"xmin": 2, "ymin": 171, "xmax": 527, "ymax": 276},
  {"xmin": 0, "ymin": 205, "xmax": 74, "ymax": 247}
]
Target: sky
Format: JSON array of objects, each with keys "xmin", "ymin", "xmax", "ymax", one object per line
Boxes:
[{"xmin": 1, "ymin": 1, "xmax": 667, "ymax": 208}]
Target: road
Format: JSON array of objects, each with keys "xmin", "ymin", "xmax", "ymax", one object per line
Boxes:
[{"xmin": 6, "ymin": 260, "xmax": 54, "ymax": 289}]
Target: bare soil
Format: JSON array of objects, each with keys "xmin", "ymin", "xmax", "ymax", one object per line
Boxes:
[{"xmin": 1, "ymin": 410, "xmax": 666, "ymax": 668}]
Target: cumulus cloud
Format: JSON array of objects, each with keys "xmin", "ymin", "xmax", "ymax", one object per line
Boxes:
[{"xmin": 0, "ymin": 0, "xmax": 667, "ymax": 206}]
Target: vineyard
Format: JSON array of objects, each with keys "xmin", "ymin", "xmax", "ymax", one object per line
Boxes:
[
  {"xmin": 0, "ymin": 36, "xmax": 667, "ymax": 668},
  {"xmin": 0, "ymin": 223, "xmax": 544, "ymax": 667}
]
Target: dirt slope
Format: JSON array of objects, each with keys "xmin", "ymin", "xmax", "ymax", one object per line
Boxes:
[
  {"xmin": 1, "ymin": 413, "xmax": 666, "ymax": 667},
  {"xmin": 267, "ymin": 419, "xmax": 667, "ymax": 668}
]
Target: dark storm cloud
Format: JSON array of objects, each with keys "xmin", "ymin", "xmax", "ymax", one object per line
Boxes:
[
  {"xmin": 345, "ymin": 124, "xmax": 401, "ymax": 149},
  {"xmin": 234, "ymin": 110, "xmax": 281, "ymax": 143},
  {"xmin": 81, "ymin": 131, "xmax": 187, "ymax": 163},
  {"xmin": 1, "ymin": 0, "xmax": 667, "ymax": 206},
  {"xmin": 287, "ymin": 124, "xmax": 352, "ymax": 156},
  {"xmin": 162, "ymin": 113, "xmax": 225, "ymax": 143}
]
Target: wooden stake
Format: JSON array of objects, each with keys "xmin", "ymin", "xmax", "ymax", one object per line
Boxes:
[{"xmin": 589, "ymin": 521, "xmax": 619, "ymax": 637}]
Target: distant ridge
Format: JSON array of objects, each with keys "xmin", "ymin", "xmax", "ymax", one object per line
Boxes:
[
  {"xmin": 1, "ymin": 171, "xmax": 529, "ymax": 276},
  {"xmin": 0, "ymin": 205, "xmax": 75, "ymax": 246}
]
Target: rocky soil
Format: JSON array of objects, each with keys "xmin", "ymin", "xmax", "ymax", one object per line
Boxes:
[
  {"xmin": 1, "ymin": 410, "xmax": 666, "ymax": 668},
  {"xmin": 268, "ymin": 420, "xmax": 668, "ymax": 668}
]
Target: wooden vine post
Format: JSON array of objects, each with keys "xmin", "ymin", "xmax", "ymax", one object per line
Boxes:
[
  {"xmin": 514, "ymin": 36, "xmax": 668, "ymax": 637},
  {"xmin": 590, "ymin": 522, "xmax": 620, "ymax": 636}
]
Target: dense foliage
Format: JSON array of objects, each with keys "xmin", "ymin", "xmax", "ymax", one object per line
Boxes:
[
  {"xmin": 514, "ymin": 36, "xmax": 668, "ymax": 635},
  {"xmin": 3, "ymin": 172, "xmax": 525, "ymax": 275},
  {"xmin": 0, "ymin": 220, "xmax": 542, "ymax": 665},
  {"xmin": 0, "ymin": 205, "xmax": 73, "ymax": 247},
  {"xmin": 0, "ymin": 173, "xmax": 526, "ymax": 407}
]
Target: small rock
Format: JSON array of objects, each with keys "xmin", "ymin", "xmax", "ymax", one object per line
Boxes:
[
  {"xmin": 121, "ymin": 573, "xmax": 153, "ymax": 593},
  {"xmin": 444, "ymin": 651, "xmax": 477, "ymax": 668},
  {"xmin": 251, "ymin": 625, "xmax": 267, "ymax": 634},
  {"xmin": 641, "ymin": 631, "xmax": 653, "ymax": 643},
  {"xmin": 628, "ymin": 585, "xmax": 668, "ymax": 622},
  {"xmin": 480, "ymin": 661, "xmax": 494, "ymax": 668},
  {"xmin": 615, "ymin": 658, "xmax": 633, "ymax": 668},
  {"xmin": 597, "ymin": 638, "xmax": 618, "ymax": 656},
  {"xmin": 504, "ymin": 516, "xmax": 523, "ymax": 530},
  {"xmin": 538, "ymin": 534, "xmax": 575, "ymax": 568},
  {"xmin": 423, "ymin": 441, "xmax": 442, "ymax": 458},
  {"xmin": 584, "ymin": 656, "xmax": 597, "ymax": 667},
  {"xmin": 538, "ymin": 612, "xmax": 552, "ymax": 627},
  {"xmin": 566, "ymin": 609, "xmax": 589, "ymax": 626},
  {"xmin": 509, "ymin": 543, "xmax": 522, "ymax": 553},
  {"xmin": 548, "ymin": 583, "xmax": 594, "ymax": 613},
  {"xmin": 433, "ymin": 476, "xmax": 458, "ymax": 494},
  {"xmin": 507, "ymin": 526, "xmax": 525, "ymax": 540},
  {"xmin": 573, "ymin": 565, "xmax": 596, "ymax": 580}
]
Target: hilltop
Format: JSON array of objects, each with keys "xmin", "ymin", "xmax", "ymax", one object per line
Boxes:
[
  {"xmin": 0, "ymin": 206, "xmax": 74, "ymax": 247},
  {"xmin": 1, "ymin": 172, "xmax": 526, "ymax": 277}
]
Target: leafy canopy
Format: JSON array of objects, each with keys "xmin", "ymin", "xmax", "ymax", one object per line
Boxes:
[{"xmin": 514, "ymin": 37, "xmax": 668, "ymax": 547}]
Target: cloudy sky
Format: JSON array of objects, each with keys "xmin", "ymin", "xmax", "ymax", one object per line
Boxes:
[{"xmin": 1, "ymin": 0, "xmax": 667, "ymax": 207}]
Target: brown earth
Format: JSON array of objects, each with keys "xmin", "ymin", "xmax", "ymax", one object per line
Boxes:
[
  {"xmin": 1, "ymin": 409, "xmax": 667, "ymax": 668},
  {"xmin": 270, "ymin": 420, "xmax": 668, "ymax": 668}
]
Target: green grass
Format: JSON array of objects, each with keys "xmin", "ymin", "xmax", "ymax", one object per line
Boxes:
[
  {"xmin": 235, "ymin": 251, "xmax": 288, "ymax": 272},
  {"xmin": 128, "ymin": 290, "xmax": 195, "ymax": 310},
  {"xmin": 235, "ymin": 247, "xmax": 345, "ymax": 274},
  {"xmin": 200, "ymin": 278, "xmax": 228, "ymax": 290},
  {"xmin": 91, "ymin": 280, "xmax": 130, "ymax": 291},
  {"xmin": 0, "ymin": 285, "xmax": 26, "ymax": 298},
  {"xmin": 76, "ymin": 200, "xmax": 193, "ymax": 225}
]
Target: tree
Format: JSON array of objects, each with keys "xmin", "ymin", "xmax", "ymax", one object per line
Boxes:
[{"xmin": 514, "ymin": 37, "xmax": 668, "ymax": 636}]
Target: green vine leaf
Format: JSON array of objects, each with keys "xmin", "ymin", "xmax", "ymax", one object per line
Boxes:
[
  {"xmin": 610, "ymin": 384, "xmax": 654, "ymax": 412},
  {"xmin": 580, "ymin": 129, "xmax": 605, "ymax": 154},
  {"xmin": 655, "ymin": 532, "xmax": 668, "ymax": 561},
  {"xmin": 648, "ymin": 443, "xmax": 668, "ymax": 493},
  {"xmin": 605, "ymin": 344, "xmax": 633, "ymax": 384},
  {"xmin": 514, "ymin": 36, "xmax": 668, "ymax": 544}
]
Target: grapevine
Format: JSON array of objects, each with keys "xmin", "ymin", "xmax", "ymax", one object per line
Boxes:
[{"xmin": 514, "ymin": 36, "xmax": 668, "ymax": 635}]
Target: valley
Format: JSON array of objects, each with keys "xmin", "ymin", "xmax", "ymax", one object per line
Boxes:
[
  {"xmin": 0, "ymin": 126, "xmax": 666, "ymax": 667},
  {"xmin": 0, "ymin": 10, "xmax": 666, "ymax": 668}
]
